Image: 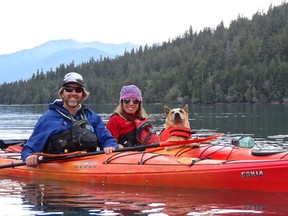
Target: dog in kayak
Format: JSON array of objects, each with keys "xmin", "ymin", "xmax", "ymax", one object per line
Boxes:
[{"xmin": 157, "ymin": 104, "xmax": 193, "ymax": 150}]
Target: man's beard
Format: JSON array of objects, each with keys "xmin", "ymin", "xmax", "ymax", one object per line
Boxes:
[
  {"xmin": 65, "ymin": 97, "xmax": 80, "ymax": 108},
  {"xmin": 67, "ymin": 101, "xmax": 79, "ymax": 107}
]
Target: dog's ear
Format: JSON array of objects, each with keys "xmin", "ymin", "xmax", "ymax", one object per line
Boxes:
[
  {"xmin": 164, "ymin": 106, "xmax": 171, "ymax": 115},
  {"xmin": 183, "ymin": 104, "xmax": 189, "ymax": 113}
]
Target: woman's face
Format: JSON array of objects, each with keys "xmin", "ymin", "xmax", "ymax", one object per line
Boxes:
[{"xmin": 122, "ymin": 98, "xmax": 140, "ymax": 114}]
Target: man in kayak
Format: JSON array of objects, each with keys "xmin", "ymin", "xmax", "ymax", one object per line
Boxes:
[{"xmin": 21, "ymin": 72, "xmax": 118, "ymax": 166}]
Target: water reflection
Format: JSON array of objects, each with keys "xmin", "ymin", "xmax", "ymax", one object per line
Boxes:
[{"xmin": 1, "ymin": 176, "xmax": 288, "ymax": 215}]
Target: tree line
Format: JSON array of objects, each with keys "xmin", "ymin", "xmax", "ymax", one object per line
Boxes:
[{"xmin": 1, "ymin": 2, "xmax": 288, "ymax": 105}]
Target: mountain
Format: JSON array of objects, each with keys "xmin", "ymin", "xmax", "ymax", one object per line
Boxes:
[{"xmin": 0, "ymin": 39, "xmax": 140, "ymax": 83}]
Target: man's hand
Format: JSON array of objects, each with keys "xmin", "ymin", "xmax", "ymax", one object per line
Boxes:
[
  {"xmin": 25, "ymin": 154, "xmax": 39, "ymax": 166},
  {"xmin": 103, "ymin": 146, "xmax": 115, "ymax": 154}
]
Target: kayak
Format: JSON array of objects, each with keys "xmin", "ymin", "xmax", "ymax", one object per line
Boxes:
[{"xmin": 0, "ymin": 148, "xmax": 288, "ymax": 192}]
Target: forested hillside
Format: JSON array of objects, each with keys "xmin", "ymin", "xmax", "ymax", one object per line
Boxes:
[{"xmin": 1, "ymin": 2, "xmax": 288, "ymax": 105}]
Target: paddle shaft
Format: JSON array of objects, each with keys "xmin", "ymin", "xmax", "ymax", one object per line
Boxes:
[{"xmin": 0, "ymin": 129, "xmax": 195, "ymax": 149}]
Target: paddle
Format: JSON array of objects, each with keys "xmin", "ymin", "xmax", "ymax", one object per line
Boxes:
[
  {"xmin": 146, "ymin": 133, "xmax": 224, "ymax": 152},
  {"xmin": 0, "ymin": 133, "xmax": 224, "ymax": 169},
  {"xmin": 160, "ymin": 133, "xmax": 224, "ymax": 146}
]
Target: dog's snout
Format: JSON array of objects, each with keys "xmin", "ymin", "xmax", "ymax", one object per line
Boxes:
[{"xmin": 174, "ymin": 112, "xmax": 182, "ymax": 120}]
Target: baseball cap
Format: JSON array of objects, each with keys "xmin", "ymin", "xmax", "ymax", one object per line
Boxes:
[{"xmin": 62, "ymin": 72, "xmax": 84, "ymax": 87}]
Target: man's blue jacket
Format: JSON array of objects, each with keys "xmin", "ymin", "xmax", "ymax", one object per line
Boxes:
[{"xmin": 21, "ymin": 100, "xmax": 118, "ymax": 161}]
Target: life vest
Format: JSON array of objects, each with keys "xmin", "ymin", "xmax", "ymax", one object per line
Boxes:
[
  {"xmin": 135, "ymin": 119, "xmax": 157, "ymax": 145},
  {"xmin": 44, "ymin": 110, "xmax": 98, "ymax": 154},
  {"xmin": 157, "ymin": 127, "xmax": 192, "ymax": 142},
  {"xmin": 117, "ymin": 113, "xmax": 157, "ymax": 147}
]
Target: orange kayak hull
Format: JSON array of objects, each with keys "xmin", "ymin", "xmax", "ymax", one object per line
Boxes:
[{"xmin": 0, "ymin": 151, "xmax": 288, "ymax": 192}]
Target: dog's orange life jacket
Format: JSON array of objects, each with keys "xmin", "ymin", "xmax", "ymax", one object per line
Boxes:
[{"xmin": 156, "ymin": 127, "xmax": 192, "ymax": 142}]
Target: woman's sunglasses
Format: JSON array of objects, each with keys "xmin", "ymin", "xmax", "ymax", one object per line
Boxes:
[
  {"xmin": 64, "ymin": 86, "xmax": 83, "ymax": 93},
  {"xmin": 122, "ymin": 98, "xmax": 140, "ymax": 104}
]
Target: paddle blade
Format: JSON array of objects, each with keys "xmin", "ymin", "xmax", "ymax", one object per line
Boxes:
[
  {"xmin": 0, "ymin": 139, "xmax": 27, "ymax": 150},
  {"xmin": 159, "ymin": 133, "xmax": 224, "ymax": 147}
]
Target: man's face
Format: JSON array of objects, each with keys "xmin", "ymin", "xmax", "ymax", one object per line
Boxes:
[{"xmin": 62, "ymin": 83, "xmax": 83, "ymax": 108}]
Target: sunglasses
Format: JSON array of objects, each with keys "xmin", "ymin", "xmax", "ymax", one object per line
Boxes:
[
  {"xmin": 64, "ymin": 86, "xmax": 83, "ymax": 93},
  {"xmin": 122, "ymin": 98, "xmax": 140, "ymax": 104}
]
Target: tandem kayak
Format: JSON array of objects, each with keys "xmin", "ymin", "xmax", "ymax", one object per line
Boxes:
[{"xmin": 0, "ymin": 147, "xmax": 288, "ymax": 192}]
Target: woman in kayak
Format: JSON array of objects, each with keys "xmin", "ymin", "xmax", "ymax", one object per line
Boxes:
[
  {"xmin": 106, "ymin": 84, "xmax": 156, "ymax": 148},
  {"xmin": 21, "ymin": 72, "xmax": 118, "ymax": 166}
]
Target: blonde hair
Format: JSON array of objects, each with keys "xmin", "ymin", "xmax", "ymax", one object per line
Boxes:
[
  {"xmin": 58, "ymin": 87, "xmax": 90, "ymax": 103},
  {"xmin": 113, "ymin": 101, "xmax": 148, "ymax": 120}
]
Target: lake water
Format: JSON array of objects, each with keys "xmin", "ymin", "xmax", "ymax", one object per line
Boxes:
[{"xmin": 0, "ymin": 103, "xmax": 288, "ymax": 215}]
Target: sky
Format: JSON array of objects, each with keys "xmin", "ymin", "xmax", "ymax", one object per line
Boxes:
[{"xmin": 0, "ymin": 0, "xmax": 284, "ymax": 55}]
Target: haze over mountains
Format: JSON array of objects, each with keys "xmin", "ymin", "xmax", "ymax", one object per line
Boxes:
[{"xmin": 0, "ymin": 39, "xmax": 140, "ymax": 83}]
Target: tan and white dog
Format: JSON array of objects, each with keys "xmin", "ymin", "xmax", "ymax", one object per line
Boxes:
[
  {"xmin": 163, "ymin": 104, "xmax": 190, "ymax": 133},
  {"xmin": 159, "ymin": 104, "xmax": 192, "ymax": 150}
]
